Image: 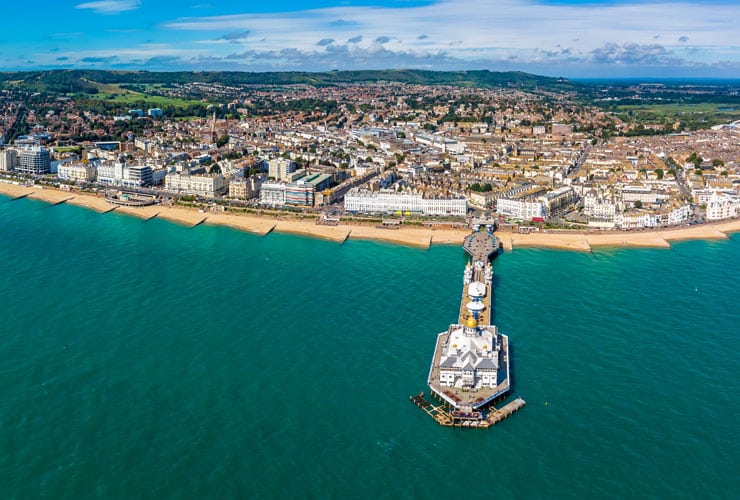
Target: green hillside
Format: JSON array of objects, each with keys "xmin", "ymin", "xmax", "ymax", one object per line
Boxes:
[{"xmin": 0, "ymin": 69, "xmax": 577, "ymax": 94}]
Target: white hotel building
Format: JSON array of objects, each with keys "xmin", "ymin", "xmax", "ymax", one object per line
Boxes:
[
  {"xmin": 259, "ymin": 182, "xmax": 287, "ymax": 206},
  {"xmin": 496, "ymin": 198, "xmax": 546, "ymax": 220},
  {"xmin": 57, "ymin": 162, "xmax": 96, "ymax": 183},
  {"xmin": 97, "ymin": 161, "xmax": 153, "ymax": 189},
  {"xmin": 344, "ymin": 188, "xmax": 468, "ymax": 216},
  {"xmin": 584, "ymin": 194, "xmax": 618, "ymax": 219},
  {"xmin": 614, "ymin": 204, "xmax": 692, "ymax": 229},
  {"xmin": 497, "ymin": 186, "xmax": 576, "ymax": 221},
  {"xmin": 164, "ymin": 172, "xmax": 228, "ymax": 198},
  {"xmin": 706, "ymin": 193, "xmax": 740, "ymax": 221}
]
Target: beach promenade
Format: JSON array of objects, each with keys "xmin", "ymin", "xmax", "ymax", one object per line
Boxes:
[{"xmin": 1, "ymin": 181, "xmax": 739, "ymax": 250}]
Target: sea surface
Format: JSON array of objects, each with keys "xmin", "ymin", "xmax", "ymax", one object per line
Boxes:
[{"xmin": 1, "ymin": 195, "xmax": 738, "ymax": 499}]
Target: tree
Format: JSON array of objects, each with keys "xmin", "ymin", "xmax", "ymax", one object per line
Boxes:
[
  {"xmin": 634, "ymin": 200, "xmax": 643, "ymax": 209},
  {"xmin": 216, "ymin": 134, "xmax": 230, "ymax": 148},
  {"xmin": 688, "ymin": 152, "xmax": 702, "ymax": 168},
  {"xmin": 654, "ymin": 168, "xmax": 664, "ymax": 180},
  {"xmin": 469, "ymin": 183, "xmax": 493, "ymax": 193}
]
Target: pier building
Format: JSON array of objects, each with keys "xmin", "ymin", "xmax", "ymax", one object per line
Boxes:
[{"xmin": 412, "ymin": 222, "xmax": 525, "ymax": 428}]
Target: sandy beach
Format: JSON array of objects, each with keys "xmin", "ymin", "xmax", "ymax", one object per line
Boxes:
[
  {"xmin": 512, "ymin": 231, "xmax": 594, "ymax": 251},
  {"xmin": 273, "ymin": 219, "xmax": 351, "ymax": 242},
  {"xmin": 1, "ymin": 181, "xmax": 739, "ymax": 250},
  {"xmin": 348, "ymin": 224, "xmax": 433, "ymax": 248},
  {"xmin": 27, "ymin": 188, "xmax": 76, "ymax": 205},
  {"xmin": 503, "ymin": 221, "xmax": 740, "ymax": 252},
  {"xmin": 0, "ymin": 181, "xmax": 36, "ymax": 200},
  {"xmin": 660, "ymin": 225, "xmax": 731, "ymax": 242},
  {"xmin": 430, "ymin": 228, "xmax": 472, "ymax": 246},
  {"xmin": 203, "ymin": 213, "xmax": 275, "ymax": 236},
  {"xmin": 587, "ymin": 232, "xmax": 671, "ymax": 248},
  {"xmin": 113, "ymin": 204, "xmax": 161, "ymax": 220},
  {"xmin": 65, "ymin": 193, "xmax": 118, "ymax": 213},
  {"xmin": 155, "ymin": 208, "xmax": 207, "ymax": 227},
  {"xmin": 714, "ymin": 219, "xmax": 740, "ymax": 234}
]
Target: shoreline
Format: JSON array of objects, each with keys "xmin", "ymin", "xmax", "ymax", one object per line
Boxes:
[{"xmin": 1, "ymin": 181, "xmax": 738, "ymax": 251}]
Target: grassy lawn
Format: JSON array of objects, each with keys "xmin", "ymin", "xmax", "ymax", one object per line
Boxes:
[
  {"xmin": 89, "ymin": 84, "xmax": 205, "ymax": 109},
  {"xmin": 54, "ymin": 146, "xmax": 82, "ymax": 153},
  {"xmin": 613, "ymin": 102, "xmax": 740, "ymax": 128},
  {"xmin": 93, "ymin": 92, "xmax": 204, "ymax": 108},
  {"xmin": 615, "ymin": 103, "xmax": 739, "ymax": 115}
]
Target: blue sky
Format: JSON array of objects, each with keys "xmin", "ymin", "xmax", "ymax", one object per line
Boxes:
[{"xmin": 2, "ymin": 0, "xmax": 739, "ymax": 77}]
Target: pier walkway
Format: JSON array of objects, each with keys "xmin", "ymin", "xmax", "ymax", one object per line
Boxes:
[{"xmin": 458, "ymin": 230, "xmax": 499, "ymax": 325}]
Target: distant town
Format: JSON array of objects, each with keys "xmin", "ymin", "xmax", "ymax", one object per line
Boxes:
[{"xmin": 1, "ymin": 71, "xmax": 738, "ymax": 228}]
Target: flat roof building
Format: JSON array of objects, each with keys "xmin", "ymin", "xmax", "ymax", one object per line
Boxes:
[{"xmin": 17, "ymin": 147, "xmax": 51, "ymax": 175}]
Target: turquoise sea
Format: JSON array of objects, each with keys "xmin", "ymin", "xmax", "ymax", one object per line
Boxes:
[{"xmin": 1, "ymin": 195, "xmax": 738, "ymax": 499}]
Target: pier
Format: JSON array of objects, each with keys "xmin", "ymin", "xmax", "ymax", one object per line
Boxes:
[
  {"xmin": 410, "ymin": 392, "xmax": 526, "ymax": 428},
  {"xmin": 413, "ymin": 222, "xmax": 524, "ymax": 428}
]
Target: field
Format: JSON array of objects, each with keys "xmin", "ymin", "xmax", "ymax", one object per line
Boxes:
[
  {"xmin": 611, "ymin": 102, "xmax": 740, "ymax": 129},
  {"xmin": 89, "ymin": 83, "xmax": 205, "ymax": 109}
]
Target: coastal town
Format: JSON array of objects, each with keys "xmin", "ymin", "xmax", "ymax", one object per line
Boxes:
[
  {"xmin": 1, "ymin": 74, "xmax": 739, "ymax": 237},
  {"xmin": 3, "ymin": 0, "xmax": 740, "ymax": 493}
]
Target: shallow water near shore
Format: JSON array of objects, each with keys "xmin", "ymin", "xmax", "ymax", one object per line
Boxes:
[{"xmin": 1, "ymin": 195, "xmax": 739, "ymax": 498}]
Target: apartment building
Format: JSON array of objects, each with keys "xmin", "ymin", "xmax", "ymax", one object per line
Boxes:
[
  {"xmin": 706, "ymin": 193, "xmax": 740, "ymax": 221},
  {"xmin": 345, "ymin": 188, "xmax": 468, "ymax": 216},
  {"xmin": 98, "ymin": 160, "xmax": 153, "ymax": 189},
  {"xmin": 496, "ymin": 198, "xmax": 546, "ymax": 221},
  {"xmin": 57, "ymin": 162, "xmax": 96, "ymax": 183},
  {"xmin": 17, "ymin": 147, "xmax": 51, "ymax": 175},
  {"xmin": 164, "ymin": 172, "xmax": 228, "ymax": 198},
  {"xmin": 0, "ymin": 149, "xmax": 19, "ymax": 172},
  {"xmin": 229, "ymin": 176, "xmax": 263, "ymax": 200}
]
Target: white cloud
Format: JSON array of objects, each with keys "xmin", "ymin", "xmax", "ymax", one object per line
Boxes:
[
  {"xmin": 161, "ymin": 0, "xmax": 740, "ymax": 69},
  {"xmin": 21, "ymin": 0, "xmax": 732, "ymax": 76},
  {"xmin": 75, "ymin": 0, "xmax": 141, "ymax": 15}
]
